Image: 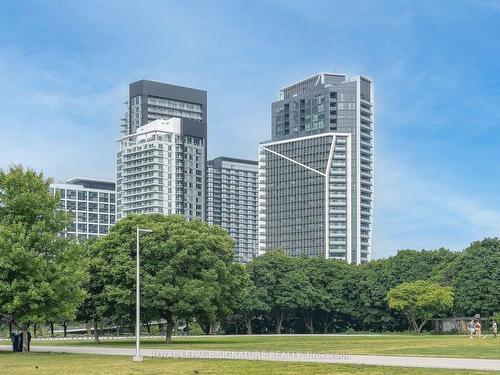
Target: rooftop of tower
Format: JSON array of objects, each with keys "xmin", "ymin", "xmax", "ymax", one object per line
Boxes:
[
  {"xmin": 57, "ymin": 178, "xmax": 116, "ymax": 191},
  {"xmin": 279, "ymin": 72, "xmax": 347, "ymax": 100}
]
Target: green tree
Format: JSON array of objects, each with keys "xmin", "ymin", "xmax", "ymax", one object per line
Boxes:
[
  {"xmin": 248, "ymin": 250, "xmax": 313, "ymax": 334},
  {"xmin": 75, "ymin": 240, "xmax": 106, "ymax": 342},
  {"xmin": 387, "ymin": 280, "xmax": 453, "ymax": 333},
  {"xmin": 357, "ymin": 249, "xmax": 457, "ymax": 331},
  {"xmin": 237, "ymin": 279, "xmax": 270, "ymax": 334},
  {"xmin": 0, "ymin": 166, "xmax": 87, "ymax": 351},
  {"xmin": 311, "ymin": 258, "xmax": 358, "ymax": 333},
  {"xmin": 93, "ymin": 214, "xmax": 243, "ymax": 343},
  {"xmin": 449, "ymin": 238, "xmax": 500, "ymax": 317},
  {"xmin": 491, "ymin": 312, "xmax": 500, "ymax": 323}
]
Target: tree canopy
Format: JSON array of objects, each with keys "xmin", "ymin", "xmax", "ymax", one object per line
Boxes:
[
  {"xmin": 90, "ymin": 214, "xmax": 245, "ymax": 342},
  {"xmin": 387, "ymin": 280, "xmax": 453, "ymax": 333},
  {"xmin": 2, "ymin": 166, "xmax": 499, "ymax": 339},
  {"xmin": 449, "ymin": 238, "xmax": 500, "ymax": 317},
  {"xmin": 0, "ymin": 166, "xmax": 87, "ymax": 350}
]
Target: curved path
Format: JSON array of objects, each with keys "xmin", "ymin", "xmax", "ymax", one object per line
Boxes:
[{"xmin": 1, "ymin": 345, "xmax": 500, "ymax": 371}]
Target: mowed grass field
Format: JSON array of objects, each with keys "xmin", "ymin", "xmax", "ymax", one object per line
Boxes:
[
  {"xmin": 31, "ymin": 334, "xmax": 500, "ymax": 359},
  {"xmin": 0, "ymin": 352, "xmax": 495, "ymax": 375}
]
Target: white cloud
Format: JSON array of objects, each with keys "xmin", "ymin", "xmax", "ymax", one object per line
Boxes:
[{"xmin": 373, "ymin": 152, "xmax": 500, "ymax": 257}]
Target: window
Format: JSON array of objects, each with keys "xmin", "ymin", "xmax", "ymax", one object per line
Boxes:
[
  {"xmin": 78, "ymin": 191, "xmax": 87, "ymax": 200},
  {"xmin": 78, "ymin": 201, "xmax": 87, "ymax": 211},
  {"xmin": 89, "ymin": 192, "xmax": 98, "ymax": 202},
  {"xmin": 67, "ymin": 190, "xmax": 76, "ymax": 199}
]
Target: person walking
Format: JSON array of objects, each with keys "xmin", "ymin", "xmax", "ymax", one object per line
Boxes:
[
  {"xmin": 492, "ymin": 321, "xmax": 497, "ymax": 338},
  {"xmin": 475, "ymin": 320, "xmax": 482, "ymax": 339},
  {"xmin": 468, "ymin": 320, "xmax": 475, "ymax": 338}
]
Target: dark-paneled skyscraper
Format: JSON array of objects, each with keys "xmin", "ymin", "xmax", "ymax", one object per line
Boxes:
[
  {"xmin": 123, "ymin": 79, "xmax": 207, "ymax": 137},
  {"xmin": 117, "ymin": 80, "xmax": 207, "ymax": 220}
]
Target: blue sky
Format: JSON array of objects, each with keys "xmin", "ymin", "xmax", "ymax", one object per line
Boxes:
[{"xmin": 1, "ymin": 0, "xmax": 500, "ymax": 258}]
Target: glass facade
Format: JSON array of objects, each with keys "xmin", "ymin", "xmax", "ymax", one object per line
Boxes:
[
  {"xmin": 260, "ymin": 73, "xmax": 373, "ymax": 264},
  {"xmin": 50, "ymin": 179, "xmax": 116, "ymax": 239},
  {"xmin": 207, "ymin": 157, "xmax": 258, "ymax": 263}
]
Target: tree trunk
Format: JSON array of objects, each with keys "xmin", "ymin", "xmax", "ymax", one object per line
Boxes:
[
  {"xmin": 246, "ymin": 317, "xmax": 253, "ymax": 335},
  {"xmin": 50, "ymin": 323, "xmax": 54, "ymax": 337},
  {"xmin": 410, "ymin": 318, "xmax": 419, "ymax": 333},
  {"xmin": 33, "ymin": 324, "xmax": 37, "ymax": 338},
  {"xmin": 63, "ymin": 321, "xmax": 68, "ymax": 338},
  {"xmin": 275, "ymin": 309, "xmax": 283, "ymax": 334},
  {"xmin": 417, "ymin": 320, "xmax": 427, "ymax": 333},
  {"xmin": 322, "ymin": 317, "xmax": 332, "ymax": 334},
  {"xmin": 165, "ymin": 311, "xmax": 173, "ymax": 344},
  {"xmin": 200, "ymin": 322, "xmax": 210, "ymax": 335},
  {"xmin": 22, "ymin": 324, "xmax": 30, "ymax": 353},
  {"xmin": 173, "ymin": 319, "xmax": 178, "ymax": 336},
  {"xmin": 94, "ymin": 322, "xmax": 100, "ymax": 343},
  {"xmin": 8, "ymin": 320, "xmax": 13, "ymax": 336},
  {"xmin": 146, "ymin": 322, "xmax": 151, "ymax": 335},
  {"xmin": 304, "ymin": 313, "xmax": 314, "ymax": 333}
]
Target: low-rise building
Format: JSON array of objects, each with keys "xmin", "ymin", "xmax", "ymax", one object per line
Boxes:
[{"xmin": 50, "ymin": 178, "xmax": 116, "ymax": 239}]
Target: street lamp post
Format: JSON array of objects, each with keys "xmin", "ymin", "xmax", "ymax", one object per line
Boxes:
[{"xmin": 133, "ymin": 227, "xmax": 152, "ymax": 362}]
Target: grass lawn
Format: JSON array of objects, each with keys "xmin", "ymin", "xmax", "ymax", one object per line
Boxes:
[
  {"xmin": 31, "ymin": 335, "xmax": 500, "ymax": 360},
  {"xmin": 0, "ymin": 352, "xmax": 495, "ymax": 375}
]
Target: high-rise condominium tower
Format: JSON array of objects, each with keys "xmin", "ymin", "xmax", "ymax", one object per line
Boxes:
[
  {"xmin": 117, "ymin": 118, "xmax": 205, "ymax": 219},
  {"xmin": 122, "ymin": 79, "xmax": 207, "ymax": 136},
  {"xmin": 258, "ymin": 73, "xmax": 373, "ymax": 264},
  {"xmin": 117, "ymin": 80, "xmax": 207, "ymax": 220},
  {"xmin": 207, "ymin": 157, "xmax": 258, "ymax": 263}
]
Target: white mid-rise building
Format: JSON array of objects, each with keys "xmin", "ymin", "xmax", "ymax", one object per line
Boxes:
[
  {"xmin": 50, "ymin": 178, "xmax": 116, "ymax": 239},
  {"xmin": 116, "ymin": 118, "xmax": 206, "ymax": 220}
]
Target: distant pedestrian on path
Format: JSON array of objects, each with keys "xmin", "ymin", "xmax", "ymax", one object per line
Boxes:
[
  {"xmin": 468, "ymin": 320, "xmax": 475, "ymax": 338},
  {"xmin": 492, "ymin": 321, "xmax": 497, "ymax": 338},
  {"xmin": 475, "ymin": 321, "xmax": 482, "ymax": 339}
]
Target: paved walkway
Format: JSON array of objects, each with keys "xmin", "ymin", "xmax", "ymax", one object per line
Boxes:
[
  {"xmin": 0, "ymin": 333, "xmax": 408, "ymax": 342},
  {"xmin": 1, "ymin": 345, "xmax": 500, "ymax": 371}
]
